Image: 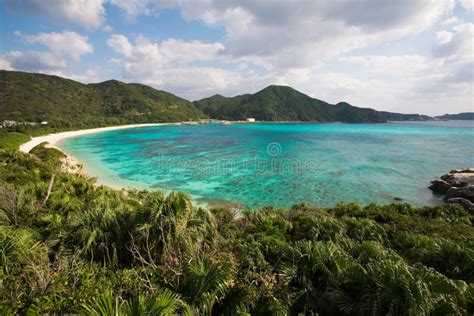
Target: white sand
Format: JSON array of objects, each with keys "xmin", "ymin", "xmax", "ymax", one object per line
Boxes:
[{"xmin": 19, "ymin": 123, "xmax": 176, "ymax": 153}]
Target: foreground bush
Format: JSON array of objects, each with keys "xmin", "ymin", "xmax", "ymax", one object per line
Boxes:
[{"xmin": 0, "ymin": 147, "xmax": 473, "ymax": 315}]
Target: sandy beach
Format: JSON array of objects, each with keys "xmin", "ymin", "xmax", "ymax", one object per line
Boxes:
[
  {"xmin": 17, "ymin": 121, "xmax": 229, "ymax": 208},
  {"xmin": 18, "ymin": 122, "xmax": 215, "ymax": 207},
  {"xmin": 19, "ymin": 123, "xmax": 176, "ymax": 153}
]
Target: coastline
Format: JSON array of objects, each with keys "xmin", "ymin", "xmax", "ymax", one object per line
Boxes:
[
  {"xmin": 18, "ymin": 122, "xmax": 221, "ymax": 208},
  {"xmin": 19, "ymin": 123, "xmax": 179, "ymax": 153},
  {"xmin": 17, "ymin": 120, "xmax": 470, "ymax": 210}
]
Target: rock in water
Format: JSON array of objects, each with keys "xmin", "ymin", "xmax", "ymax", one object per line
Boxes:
[
  {"xmin": 445, "ymin": 186, "xmax": 474, "ymax": 203},
  {"xmin": 429, "ymin": 179, "xmax": 451, "ymax": 194},
  {"xmin": 429, "ymin": 168, "xmax": 474, "ymax": 212}
]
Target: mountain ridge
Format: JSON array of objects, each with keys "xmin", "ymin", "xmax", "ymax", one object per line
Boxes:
[
  {"xmin": 1, "ymin": 70, "xmax": 472, "ymax": 126},
  {"xmin": 434, "ymin": 112, "xmax": 474, "ymax": 121},
  {"xmin": 193, "ymin": 84, "xmax": 433, "ymax": 123},
  {"xmin": 0, "ymin": 70, "xmax": 206, "ymax": 128}
]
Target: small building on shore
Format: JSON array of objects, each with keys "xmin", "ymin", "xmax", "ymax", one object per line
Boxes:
[{"xmin": 246, "ymin": 118, "xmax": 256, "ymax": 122}]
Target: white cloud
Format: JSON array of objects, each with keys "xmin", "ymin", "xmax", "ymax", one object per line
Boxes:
[
  {"xmin": 0, "ymin": 58, "xmax": 13, "ymax": 70},
  {"xmin": 18, "ymin": 31, "xmax": 93, "ymax": 61},
  {"xmin": 410, "ymin": 22, "xmax": 474, "ymax": 109},
  {"xmin": 103, "ymin": 25, "xmax": 113, "ymax": 32},
  {"xmin": 107, "ymin": 0, "xmax": 454, "ymax": 71},
  {"xmin": 66, "ymin": 67, "xmax": 110, "ymax": 83},
  {"xmin": 1, "ymin": 31, "xmax": 93, "ymax": 77},
  {"xmin": 436, "ymin": 31, "xmax": 454, "ymax": 45},
  {"xmin": 433, "ymin": 23, "xmax": 474, "ymax": 61},
  {"xmin": 109, "ymin": 0, "xmax": 153, "ymax": 17},
  {"xmin": 5, "ymin": 0, "xmax": 106, "ymax": 30},
  {"xmin": 458, "ymin": 0, "xmax": 474, "ymax": 11},
  {"xmin": 160, "ymin": 39, "xmax": 224, "ymax": 63},
  {"xmin": 339, "ymin": 55, "xmax": 441, "ymax": 77},
  {"xmin": 106, "ymin": 33, "xmax": 266, "ymax": 99},
  {"xmin": 442, "ymin": 16, "xmax": 460, "ymax": 26},
  {"xmin": 107, "ymin": 34, "xmax": 134, "ymax": 57},
  {"xmin": 109, "ymin": 0, "xmax": 176, "ymax": 17},
  {"xmin": 178, "ymin": 1, "xmax": 453, "ymax": 67},
  {"xmin": 107, "ymin": 35, "xmax": 224, "ymax": 65},
  {"xmin": 0, "ymin": 51, "xmax": 66, "ymax": 72}
]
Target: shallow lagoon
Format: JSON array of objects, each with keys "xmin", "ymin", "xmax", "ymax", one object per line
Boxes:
[{"xmin": 59, "ymin": 121, "xmax": 474, "ymax": 208}]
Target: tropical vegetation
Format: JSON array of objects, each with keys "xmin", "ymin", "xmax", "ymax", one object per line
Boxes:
[
  {"xmin": 193, "ymin": 85, "xmax": 433, "ymax": 122},
  {"xmin": 3, "ymin": 70, "xmax": 461, "ymax": 128},
  {"xmin": 1, "ymin": 144, "xmax": 473, "ymax": 315},
  {"xmin": 0, "ymin": 130, "xmax": 30, "ymax": 150},
  {"xmin": 0, "ymin": 70, "xmax": 205, "ymax": 128}
]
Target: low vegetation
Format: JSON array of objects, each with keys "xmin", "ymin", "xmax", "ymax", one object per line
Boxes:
[
  {"xmin": 0, "ymin": 125, "xmax": 72, "ymax": 152},
  {"xmin": 0, "ymin": 130, "xmax": 30, "ymax": 150},
  {"xmin": 1, "ymin": 145, "xmax": 473, "ymax": 315}
]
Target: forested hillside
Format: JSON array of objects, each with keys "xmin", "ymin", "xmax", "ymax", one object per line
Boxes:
[
  {"xmin": 1, "ymin": 145, "xmax": 473, "ymax": 314},
  {"xmin": 435, "ymin": 112, "xmax": 474, "ymax": 120},
  {"xmin": 194, "ymin": 85, "xmax": 387, "ymax": 123},
  {"xmin": 2, "ymin": 70, "xmax": 469, "ymax": 127},
  {"xmin": 0, "ymin": 70, "xmax": 205, "ymax": 128},
  {"xmin": 194, "ymin": 85, "xmax": 435, "ymax": 123},
  {"xmin": 379, "ymin": 111, "xmax": 432, "ymax": 121}
]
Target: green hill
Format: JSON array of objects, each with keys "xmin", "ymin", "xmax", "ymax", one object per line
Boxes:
[
  {"xmin": 4, "ymin": 70, "xmax": 469, "ymax": 126},
  {"xmin": 0, "ymin": 70, "xmax": 206, "ymax": 128},
  {"xmin": 435, "ymin": 112, "xmax": 474, "ymax": 120},
  {"xmin": 379, "ymin": 111, "xmax": 432, "ymax": 121},
  {"xmin": 194, "ymin": 85, "xmax": 430, "ymax": 123}
]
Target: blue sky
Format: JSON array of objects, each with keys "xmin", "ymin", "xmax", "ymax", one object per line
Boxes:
[{"xmin": 1, "ymin": 0, "xmax": 473, "ymax": 115}]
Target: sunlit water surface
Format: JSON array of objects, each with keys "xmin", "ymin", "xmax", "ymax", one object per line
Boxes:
[{"xmin": 59, "ymin": 121, "xmax": 474, "ymax": 208}]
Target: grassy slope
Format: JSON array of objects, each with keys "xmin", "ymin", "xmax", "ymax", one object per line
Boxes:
[
  {"xmin": 0, "ymin": 131, "xmax": 30, "ymax": 149},
  {"xmin": 0, "ymin": 70, "xmax": 206, "ymax": 128},
  {"xmin": 0, "ymin": 146, "xmax": 473, "ymax": 314}
]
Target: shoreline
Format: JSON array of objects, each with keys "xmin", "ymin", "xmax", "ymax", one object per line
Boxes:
[
  {"xmin": 17, "ymin": 121, "xmax": 466, "ymax": 210},
  {"xmin": 19, "ymin": 122, "xmax": 180, "ymax": 153},
  {"xmin": 18, "ymin": 119, "xmax": 468, "ymax": 156},
  {"xmin": 18, "ymin": 122, "xmax": 226, "ymax": 209}
]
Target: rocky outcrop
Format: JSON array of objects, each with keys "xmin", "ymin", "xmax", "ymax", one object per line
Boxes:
[
  {"xmin": 429, "ymin": 179, "xmax": 452, "ymax": 194},
  {"xmin": 429, "ymin": 168, "xmax": 474, "ymax": 213},
  {"xmin": 429, "ymin": 168, "xmax": 474, "ymax": 192},
  {"xmin": 445, "ymin": 185, "xmax": 474, "ymax": 202}
]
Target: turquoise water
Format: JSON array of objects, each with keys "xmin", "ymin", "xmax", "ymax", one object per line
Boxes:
[{"xmin": 59, "ymin": 121, "xmax": 474, "ymax": 208}]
